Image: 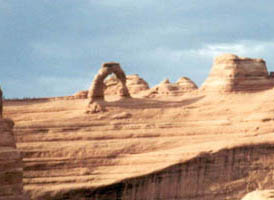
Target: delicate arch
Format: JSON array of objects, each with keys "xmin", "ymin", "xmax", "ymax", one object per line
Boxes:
[{"xmin": 88, "ymin": 62, "xmax": 130, "ymax": 102}]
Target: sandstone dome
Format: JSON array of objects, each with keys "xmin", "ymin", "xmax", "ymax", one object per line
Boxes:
[
  {"xmin": 176, "ymin": 77, "xmax": 198, "ymax": 91},
  {"xmin": 145, "ymin": 77, "xmax": 197, "ymax": 97}
]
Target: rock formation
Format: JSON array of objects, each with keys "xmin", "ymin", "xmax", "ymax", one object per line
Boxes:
[
  {"xmin": 104, "ymin": 74, "xmax": 149, "ymax": 95},
  {"xmin": 88, "ymin": 62, "xmax": 130, "ymax": 101},
  {"xmin": 201, "ymin": 54, "xmax": 274, "ymax": 92},
  {"xmin": 73, "ymin": 90, "xmax": 88, "ymax": 99},
  {"xmin": 0, "ymin": 105, "xmax": 27, "ymax": 199},
  {"xmin": 176, "ymin": 77, "xmax": 198, "ymax": 91},
  {"xmin": 87, "ymin": 62, "xmax": 130, "ymax": 113},
  {"xmin": 145, "ymin": 77, "xmax": 197, "ymax": 97}
]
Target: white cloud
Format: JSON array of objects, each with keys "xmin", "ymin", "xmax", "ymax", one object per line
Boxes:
[{"xmin": 150, "ymin": 41, "xmax": 274, "ymax": 63}]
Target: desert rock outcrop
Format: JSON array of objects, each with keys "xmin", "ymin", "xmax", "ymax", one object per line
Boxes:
[
  {"xmin": 0, "ymin": 118, "xmax": 27, "ymax": 200},
  {"xmin": 88, "ymin": 62, "xmax": 130, "ymax": 101},
  {"xmin": 104, "ymin": 74, "xmax": 149, "ymax": 95},
  {"xmin": 201, "ymin": 54, "xmax": 274, "ymax": 92},
  {"xmin": 87, "ymin": 62, "xmax": 130, "ymax": 113},
  {"xmin": 145, "ymin": 77, "xmax": 197, "ymax": 97},
  {"xmin": 176, "ymin": 77, "xmax": 198, "ymax": 91},
  {"xmin": 73, "ymin": 90, "xmax": 88, "ymax": 99}
]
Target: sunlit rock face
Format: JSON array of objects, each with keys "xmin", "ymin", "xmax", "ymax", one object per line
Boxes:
[
  {"xmin": 201, "ymin": 54, "xmax": 274, "ymax": 92},
  {"xmin": 104, "ymin": 74, "xmax": 149, "ymax": 95}
]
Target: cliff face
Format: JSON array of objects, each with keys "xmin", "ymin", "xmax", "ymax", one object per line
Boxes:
[
  {"xmin": 0, "ymin": 118, "xmax": 27, "ymax": 200},
  {"xmin": 64, "ymin": 144, "xmax": 274, "ymax": 200},
  {"xmin": 201, "ymin": 54, "xmax": 274, "ymax": 92}
]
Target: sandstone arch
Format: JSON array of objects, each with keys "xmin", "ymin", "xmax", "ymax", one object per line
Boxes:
[
  {"xmin": 88, "ymin": 62, "xmax": 130, "ymax": 101},
  {"xmin": 87, "ymin": 62, "xmax": 130, "ymax": 113}
]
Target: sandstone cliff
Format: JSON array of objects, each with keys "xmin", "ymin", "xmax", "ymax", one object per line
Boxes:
[
  {"xmin": 0, "ymin": 118, "xmax": 27, "ymax": 200},
  {"xmin": 201, "ymin": 54, "xmax": 274, "ymax": 92}
]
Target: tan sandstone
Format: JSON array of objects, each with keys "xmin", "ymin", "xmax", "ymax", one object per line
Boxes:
[
  {"xmin": 0, "ymin": 106, "xmax": 27, "ymax": 200},
  {"xmin": 201, "ymin": 54, "xmax": 274, "ymax": 92},
  {"xmin": 87, "ymin": 62, "xmax": 130, "ymax": 113},
  {"xmin": 104, "ymin": 74, "xmax": 149, "ymax": 95},
  {"xmin": 145, "ymin": 77, "xmax": 197, "ymax": 97}
]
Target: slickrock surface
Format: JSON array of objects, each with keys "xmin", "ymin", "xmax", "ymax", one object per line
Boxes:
[
  {"xmin": 4, "ymin": 88, "xmax": 274, "ymax": 200},
  {"xmin": 241, "ymin": 190, "xmax": 274, "ymax": 200},
  {"xmin": 0, "ymin": 118, "xmax": 27, "ymax": 200},
  {"xmin": 105, "ymin": 74, "xmax": 149, "ymax": 95},
  {"xmin": 201, "ymin": 54, "xmax": 274, "ymax": 92}
]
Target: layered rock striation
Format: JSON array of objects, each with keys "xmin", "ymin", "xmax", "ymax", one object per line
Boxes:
[
  {"xmin": 0, "ymin": 119, "xmax": 27, "ymax": 200},
  {"xmin": 201, "ymin": 54, "xmax": 274, "ymax": 92},
  {"xmin": 62, "ymin": 144, "xmax": 274, "ymax": 200}
]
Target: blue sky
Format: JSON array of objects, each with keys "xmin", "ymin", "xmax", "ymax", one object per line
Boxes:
[{"xmin": 1, "ymin": 0, "xmax": 274, "ymax": 98}]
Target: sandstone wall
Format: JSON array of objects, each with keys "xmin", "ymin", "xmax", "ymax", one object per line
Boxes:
[
  {"xmin": 61, "ymin": 144, "xmax": 274, "ymax": 200},
  {"xmin": 0, "ymin": 118, "xmax": 27, "ymax": 200},
  {"xmin": 201, "ymin": 54, "xmax": 274, "ymax": 92}
]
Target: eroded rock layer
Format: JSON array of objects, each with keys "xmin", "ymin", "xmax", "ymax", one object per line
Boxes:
[
  {"xmin": 104, "ymin": 74, "xmax": 149, "ymax": 95},
  {"xmin": 201, "ymin": 54, "xmax": 274, "ymax": 92},
  {"xmin": 0, "ymin": 118, "xmax": 27, "ymax": 200}
]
